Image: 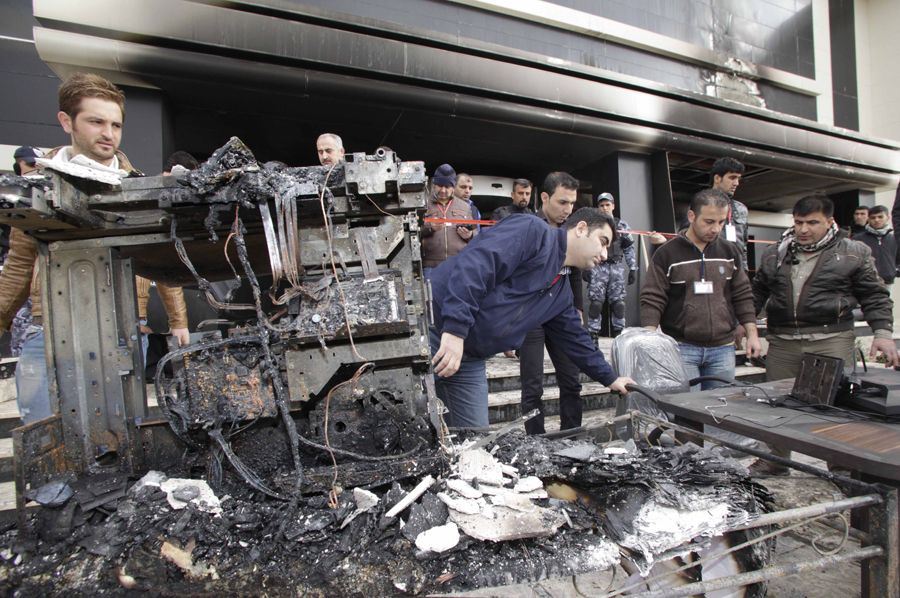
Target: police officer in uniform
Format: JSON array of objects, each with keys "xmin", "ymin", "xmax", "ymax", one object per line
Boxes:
[{"xmin": 586, "ymin": 192, "xmax": 636, "ymax": 339}]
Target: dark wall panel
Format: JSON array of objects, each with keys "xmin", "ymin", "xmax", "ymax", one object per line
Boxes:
[
  {"xmin": 829, "ymin": 0, "xmax": 859, "ymax": 130},
  {"xmin": 0, "ymin": 0, "xmax": 66, "ymax": 151}
]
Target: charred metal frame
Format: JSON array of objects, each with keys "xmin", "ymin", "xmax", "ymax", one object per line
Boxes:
[
  {"xmin": 562, "ymin": 412, "xmax": 900, "ymax": 598},
  {"xmin": 2, "ymin": 147, "xmax": 438, "ymax": 517}
]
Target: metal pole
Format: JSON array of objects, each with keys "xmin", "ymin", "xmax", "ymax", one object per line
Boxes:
[
  {"xmin": 631, "ymin": 546, "xmax": 884, "ymax": 598},
  {"xmin": 728, "ymin": 494, "xmax": 881, "ymax": 531}
]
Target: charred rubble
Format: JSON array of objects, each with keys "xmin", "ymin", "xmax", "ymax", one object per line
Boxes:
[
  {"xmin": 0, "ymin": 139, "xmax": 773, "ymax": 595},
  {"xmin": 1, "ymin": 431, "xmax": 773, "ymax": 596}
]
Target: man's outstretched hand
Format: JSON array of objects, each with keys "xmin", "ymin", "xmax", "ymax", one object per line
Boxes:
[
  {"xmin": 433, "ymin": 332, "xmax": 465, "ymax": 377},
  {"xmin": 870, "ymin": 337, "xmax": 900, "ymax": 368},
  {"xmin": 608, "ymin": 376, "xmax": 636, "ymax": 394}
]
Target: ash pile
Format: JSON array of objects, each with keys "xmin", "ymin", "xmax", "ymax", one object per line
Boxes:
[{"xmin": 1, "ymin": 429, "xmax": 773, "ymax": 596}]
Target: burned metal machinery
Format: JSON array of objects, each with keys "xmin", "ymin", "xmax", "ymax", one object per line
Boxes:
[{"xmin": 1, "ymin": 138, "xmax": 439, "ymax": 502}]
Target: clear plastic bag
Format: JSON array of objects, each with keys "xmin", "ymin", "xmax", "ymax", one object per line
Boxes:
[
  {"xmin": 612, "ymin": 328, "xmax": 689, "ymax": 394},
  {"xmin": 610, "ymin": 328, "xmax": 689, "ymax": 433}
]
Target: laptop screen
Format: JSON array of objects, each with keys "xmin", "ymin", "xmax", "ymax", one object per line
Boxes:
[{"xmin": 790, "ymin": 353, "xmax": 844, "ymax": 406}]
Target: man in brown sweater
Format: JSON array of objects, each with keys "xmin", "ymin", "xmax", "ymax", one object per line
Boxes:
[{"xmin": 640, "ymin": 189, "xmax": 761, "ymax": 389}]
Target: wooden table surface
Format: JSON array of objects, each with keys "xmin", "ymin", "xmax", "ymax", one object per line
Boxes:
[{"xmin": 656, "ymin": 377, "xmax": 900, "ymax": 481}]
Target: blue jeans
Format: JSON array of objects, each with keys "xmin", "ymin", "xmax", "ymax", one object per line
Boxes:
[
  {"xmin": 677, "ymin": 343, "xmax": 735, "ymax": 390},
  {"xmin": 15, "ymin": 326, "xmax": 51, "ymax": 424},
  {"xmin": 429, "ymin": 328, "xmax": 489, "ymax": 428},
  {"xmin": 678, "ymin": 342, "xmax": 756, "ymax": 449}
]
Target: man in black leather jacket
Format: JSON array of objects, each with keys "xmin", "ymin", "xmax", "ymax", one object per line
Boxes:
[{"xmin": 750, "ymin": 194, "xmax": 899, "ymax": 474}]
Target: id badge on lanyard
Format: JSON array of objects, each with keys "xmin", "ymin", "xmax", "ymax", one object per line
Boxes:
[
  {"xmin": 693, "ymin": 251, "xmax": 713, "ymax": 294},
  {"xmin": 694, "ymin": 280, "xmax": 713, "ymax": 294},
  {"xmin": 724, "ymin": 224, "xmax": 737, "ymax": 242}
]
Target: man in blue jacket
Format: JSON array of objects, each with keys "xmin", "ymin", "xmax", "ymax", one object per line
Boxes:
[{"xmin": 429, "ymin": 206, "xmax": 634, "ymax": 427}]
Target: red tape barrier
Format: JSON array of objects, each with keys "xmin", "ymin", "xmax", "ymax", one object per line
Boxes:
[{"xmin": 425, "ymin": 218, "xmax": 776, "ymax": 244}]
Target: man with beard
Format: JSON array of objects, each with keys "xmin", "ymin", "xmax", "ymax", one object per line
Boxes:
[{"xmin": 493, "ymin": 178, "xmax": 534, "ymax": 221}]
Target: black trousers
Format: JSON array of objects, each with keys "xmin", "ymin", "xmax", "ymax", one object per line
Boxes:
[{"xmin": 519, "ymin": 326, "xmax": 583, "ymax": 435}]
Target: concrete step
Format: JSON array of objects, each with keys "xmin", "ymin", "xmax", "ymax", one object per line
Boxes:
[
  {"xmin": 0, "ymin": 438, "xmax": 11, "ymax": 483},
  {"xmin": 0, "ymin": 480, "xmax": 16, "ymax": 517},
  {"xmin": 488, "ymin": 382, "xmax": 616, "ymax": 425}
]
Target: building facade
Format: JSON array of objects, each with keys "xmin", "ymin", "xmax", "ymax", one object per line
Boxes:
[{"xmin": 1, "ymin": 0, "xmax": 898, "ymax": 321}]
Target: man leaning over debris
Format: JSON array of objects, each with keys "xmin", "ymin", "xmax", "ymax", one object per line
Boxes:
[
  {"xmin": 750, "ymin": 194, "xmax": 899, "ymax": 475},
  {"xmin": 429, "ymin": 206, "xmax": 634, "ymax": 428},
  {"xmin": 0, "ymin": 73, "xmax": 189, "ymax": 423}
]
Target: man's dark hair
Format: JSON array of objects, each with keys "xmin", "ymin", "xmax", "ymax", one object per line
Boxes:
[
  {"xmin": 689, "ymin": 188, "xmax": 730, "ymax": 214},
  {"xmin": 565, "ymin": 207, "xmax": 617, "ymax": 242},
  {"xmin": 513, "ymin": 178, "xmax": 532, "ymax": 190},
  {"xmin": 542, "ymin": 171, "xmax": 578, "ymax": 196},
  {"xmin": 710, "ymin": 157, "xmax": 745, "ymax": 179},
  {"xmin": 869, "ymin": 205, "xmax": 888, "ymax": 217},
  {"xmin": 164, "ymin": 151, "xmax": 199, "ymax": 172},
  {"xmin": 854, "ymin": 205, "xmax": 870, "ymax": 213},
  {"xmin": 793, "ymin": 194, "xmax": 834, "ymax": 218}
]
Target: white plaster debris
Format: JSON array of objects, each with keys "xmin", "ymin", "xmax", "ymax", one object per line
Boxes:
[
  {"xmin": 500, "ymin": 464, "xmax": 519, "ymax": 479},
  {"xmin": 476, "ymin": 484, "xmax": 506, "ymax": 496},
  {"xmin": 582, "ymin": 539, "xmax": 622, "ymax": 571},
  {"xmin": 621, "ymin": 498, "xmax": 742, "ymax": 568},
  {"xmin": 489, "ymin": 492, "xmax": 537, "ymax": 513},
  {"xmin": 457, "ymin": 448, "xmax": 505, "ymax": 486},
  {"xmin": 603, "ymin": 447, "xmax": 629, "ymax": 455},
  {"xmin": 451, "ymin": 505, "xmax": 565, "ymax": 542},
  {"xmin": 415, "ymin": 522, "xmax": 461, "ymax": 553},
  {"xmin": 513, "ymin": 476, "xmax": 543, "ymax": 493},
  {"xmin": 131, "ymin": 470, "xmax": 167, "ymax": 493},
  {"xmin": 385, "ymin": 475, "xmax": 435, "ymax": 518},
  {"xmin": 341, "ymin": 487, "xmax": 381, "ymax": 529},
  {"xmin": 159, "ymin": 478, "xmax": 222, "ymax": 514},
  {"xmin": 437, "ymin": 492, "xmax": 482, "ymax": 515},
  {"xmin": 446, "ymin": 478, "xmax": 482, "ymax": 499}
]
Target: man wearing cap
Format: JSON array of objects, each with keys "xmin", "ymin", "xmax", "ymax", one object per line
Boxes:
[
  {"xmin": 12, "ymin": 146, "xmax": 44, "ymax": 177},
  {"xmin": 421, "ymin": 164, "xmax": 474, "ymax": 275},
  {"xmin": 316, "ymin": 133, "xmax": 345, "ymax": 167},
  {"xmin": 586, "ymin": 192, "xmax": 636, "ymax": 339}
]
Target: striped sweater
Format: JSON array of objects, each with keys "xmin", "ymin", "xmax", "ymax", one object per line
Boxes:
[{"xmin": 640, "ymin": 233, "xmax": 755, "ymax": 347}]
